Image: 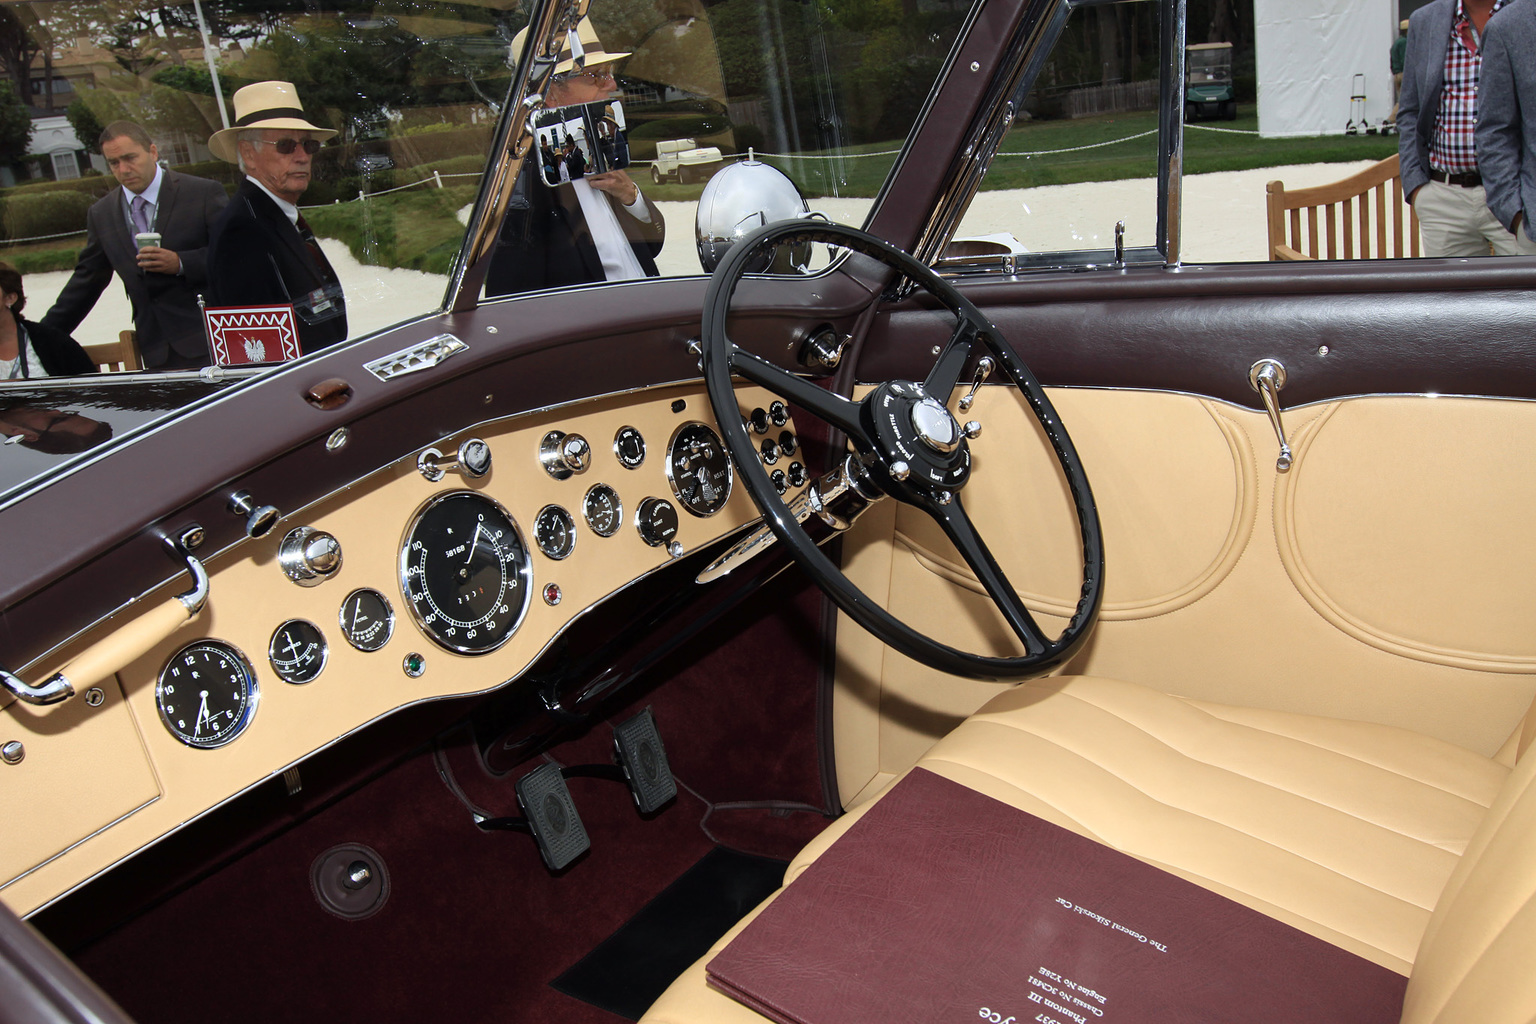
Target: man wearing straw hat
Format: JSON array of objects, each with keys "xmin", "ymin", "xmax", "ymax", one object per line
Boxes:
[
  {"xmin": 206, "ymin": 81, "xmax": 348, "ymax": 353},
  {"xmin": 485, "ymin": 17, "xmax": 664, "ymax": 296}
]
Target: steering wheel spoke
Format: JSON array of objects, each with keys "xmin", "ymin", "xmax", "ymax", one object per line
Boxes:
[
  {"xmin": 932, "ymin": 498, "xmax": 1048, "ymax": 655},
  {"xmin": 728, "ymin": 345, "xmax": 871, "ymax": 447},
  {"xmin": 922, "ymin": 319, "xmax": 982, "ymax": 404}
]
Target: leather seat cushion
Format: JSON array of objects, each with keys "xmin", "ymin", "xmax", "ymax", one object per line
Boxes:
[{"xmin": 640, "ymin": 675, "xmax": 1508, "ymax": 1024}]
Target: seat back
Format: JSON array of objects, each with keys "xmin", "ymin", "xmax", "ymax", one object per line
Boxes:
[
  {"xmin": 1402, "ymin": 744, "xmax": 1536, "ymax": 1022},
  {"xmin": 81, "ymin": 330, "xmax": 142, "ymax": 373},
  {"xmin": 1266, "ymin": 154, "xmax": 1422, "ymax": 261}
]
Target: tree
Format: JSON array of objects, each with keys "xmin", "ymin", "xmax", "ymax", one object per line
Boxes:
[
  {"xmin": 67, "ymin": 96, "xmax": 107, "ymax": 154},
  {"xmin": 0, "ymin": 80, "xmax": 34, "ymax": 165},
  {"xmin": 0, "ymin": 5, "xmax": 42, "ymax": 106}
]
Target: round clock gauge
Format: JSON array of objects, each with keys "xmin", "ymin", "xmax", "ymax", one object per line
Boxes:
[
  {"xmin": 340, "ymin": 588, "xmax": 394, "ymax": 652},
  {"xmin": 156, "ymin": 640, "xmax": 259, "ymax": 749},
  {"xmin": 269, "ymin": 619, "xmax": 328, "ymax": 684}
]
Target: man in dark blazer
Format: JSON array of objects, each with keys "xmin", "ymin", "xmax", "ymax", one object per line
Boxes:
[
  {"xmin": 1476, "ymin": 0, "xmax": 1536, "ymax": 256},
  {"xmin": 206, "ymin": 81, "xmax": 347, "ymax": 354},
  {"xmin": 40, "ymin": 121, "xmax": 228, "ymax": 369},
  {"xmin": 486, "ymin": 20, "xmax": 664, "ymax": 297},
  {"xmin": 1397, "ymin": 0, "xmax": 1519, "ymax": 256}
]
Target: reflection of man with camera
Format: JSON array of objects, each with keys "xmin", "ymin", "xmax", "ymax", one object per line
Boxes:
[
  {"xmin": 486, "ymin": 18, "xmax": 665, "ymax": 296},
  {"xmin": 41, "ymin": 121, "xmax": 228, "ymax": 369}
]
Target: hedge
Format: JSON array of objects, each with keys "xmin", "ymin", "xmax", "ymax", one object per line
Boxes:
[{"xmin": 0, "ymin": 190, "xmax": 94, "ymax": 243}]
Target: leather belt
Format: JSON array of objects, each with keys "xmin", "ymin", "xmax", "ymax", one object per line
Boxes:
[{"xmin": 1429, "ymin": 169, "xmax": 1482, "ymax": 187}]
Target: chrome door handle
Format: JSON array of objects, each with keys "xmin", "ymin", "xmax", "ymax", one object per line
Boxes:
[{"xmin": 1249, "ymin": 359, "xmax": 1293, "ymax": 472}]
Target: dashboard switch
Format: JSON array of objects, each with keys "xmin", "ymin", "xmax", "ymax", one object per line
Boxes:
[{"xmin": 279, "ymin": 527, "xmax": 342, "ymax": 587}]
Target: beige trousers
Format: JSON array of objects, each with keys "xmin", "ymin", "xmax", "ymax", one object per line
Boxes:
[{"xmin": 1412, "ymin": 179, "xmax": 1520, "ymax": 257}]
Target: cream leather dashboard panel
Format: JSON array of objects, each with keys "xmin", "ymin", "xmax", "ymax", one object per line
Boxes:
[
  {"xmin": 0, "ymin": 382, "xmax": 803, "ymax": 917},
  {"xmin": 834, "ymin": 387, "xmax": 1536, "ymax": 807}
]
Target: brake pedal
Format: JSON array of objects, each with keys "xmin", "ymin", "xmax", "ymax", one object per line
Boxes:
[
  {"xmin": 613, "ymin": 707, "xmax": 677, "ymax": 814},
  {"xmin": 515, "ymin": 762, "xmax": 590, "ymax": 871}
]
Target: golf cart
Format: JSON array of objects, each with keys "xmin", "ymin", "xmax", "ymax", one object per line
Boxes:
[{"xmin": 1186, "ymin": 40, "xmax": 1236, "ymax": 120}]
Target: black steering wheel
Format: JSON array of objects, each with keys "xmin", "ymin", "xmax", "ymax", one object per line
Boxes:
[{"xmin": 701, "ymin": 220, "xmax": 1104, "ymax": 681}]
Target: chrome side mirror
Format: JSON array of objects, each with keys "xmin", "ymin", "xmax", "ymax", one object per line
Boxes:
[{"xmin": 695, "ymin": 152, "xmax": 812, "ymax": 274}]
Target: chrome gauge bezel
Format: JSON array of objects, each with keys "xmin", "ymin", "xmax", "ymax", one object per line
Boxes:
[
  {"xmin": 534, "ymin": 504, "xmax": 577, "ymax": 560},
  {"xmin": 582, "ymin": 483, "xmax": 623, "ymax": 538},
  {"xmin": 664, "ymin": 421, "xmax": 733, "ymax": 517},
  {"xmin": 614, "ymin": 425, "xmax": 646, "ymax": 469},
  {"xmin": 339, "ymin": 588, "xmax": 395, "ymax": 652},
  {"xmin": 155, "ymin": 640, "xmax": 260, "ymax": 750},
  {"xmin": 399, "ymin": 490, "xmax": 533, "ymax": 656},
  {"xmin": 268, "ymin": 619, "xmax": 328, "ymax": 684}
]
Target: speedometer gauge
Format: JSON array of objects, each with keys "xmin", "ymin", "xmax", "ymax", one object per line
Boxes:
[
  {"xmin": 400, "ymin": 491, "xmax": 531, "ymax": 654},
  {"xmin": 665, "ymin": 422, "xmax": 732, "ymax": 516}
]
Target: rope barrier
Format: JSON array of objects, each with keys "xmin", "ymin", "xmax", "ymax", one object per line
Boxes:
[{"xmin": 2, "ymin": 227, "xmax": 88, "ymax": 244}]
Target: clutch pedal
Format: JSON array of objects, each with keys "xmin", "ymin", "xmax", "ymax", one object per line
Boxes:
[
  {"xmin": 613, "ymin": 707, "xmax": 677, "ymax": 814},
  {"xmin": 515, "ymin": 762, "xmax": 591, "ymax": 871}
]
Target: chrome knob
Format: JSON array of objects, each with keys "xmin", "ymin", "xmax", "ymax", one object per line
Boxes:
[
  {"xmin": 228, "ymin": 490, "xmax": 280, "ymax": 539},
  {"xmin": 890, "ymin": 461, "xmax": 911, "ymax": 481},
  {"xmin": 963, "ymin": 420, "xmax": 982, "ymax": 439},
  {"xmin": 540, "ymin": 431, "xmax": 591, "ymax": 479},
  {"xmin": 1, "ymin": 741, "xmax": 23, "ymax": 765},
  {"xmin": 279, "ymin": 527, "xmax": 343, "ymax": 587}
]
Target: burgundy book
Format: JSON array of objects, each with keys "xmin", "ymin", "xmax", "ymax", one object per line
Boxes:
[{"xmin": 706, "ymin": 768, "xmax": 1407, "ymax": 1024}]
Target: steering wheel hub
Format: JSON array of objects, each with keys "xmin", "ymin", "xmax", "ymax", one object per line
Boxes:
[
  {"xmin": 866, "ymin": 382, "xmax": 972, "ymax": 493},
  {"xmin": 911, "ymin": 396, "xmax": 960, "ymax": 453}
]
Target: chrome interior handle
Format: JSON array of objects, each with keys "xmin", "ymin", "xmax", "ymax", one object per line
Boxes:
[
  {"xmin": 0, "ymin": 526, "xmax": 208, "ymax": 707},
  {"xmin": 1249, "ymin": 358, "xmax": 1293, "ymax": 472}
]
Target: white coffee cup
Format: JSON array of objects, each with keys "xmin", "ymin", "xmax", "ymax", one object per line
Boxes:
[{"xmin": 134, "ymin": 232, "xmax": 161, "ymax": 249}]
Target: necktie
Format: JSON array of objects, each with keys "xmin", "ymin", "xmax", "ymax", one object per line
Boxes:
[
  {"xmin": 294, "ymin": 213, "xmax": 338, "ymax": 285},
  {"xmin": 131, "ymin": 195, "xmax": 152, "ymax": 234}
]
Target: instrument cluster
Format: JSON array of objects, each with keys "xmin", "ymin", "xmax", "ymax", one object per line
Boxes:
[{"xmin": 148, "ymin": 389, "xmax": 807, "ymax": 751}]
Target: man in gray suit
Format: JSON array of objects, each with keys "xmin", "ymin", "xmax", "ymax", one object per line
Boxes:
[
  {"xmin": 41, "ymin": 122, "xmax": 228, "ymax": 369},
  {"xmin": 1397, "ymin": 0, "xmax": 1519, "ymax": 257},
  {"xmin": 1476, "ymin": 0, "xmax": 1536, "ymax": 256}
]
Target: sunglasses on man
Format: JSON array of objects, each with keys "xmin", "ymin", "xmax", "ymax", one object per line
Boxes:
[{"xmin": 264, "ymin": 137, "xmax": 322, "ymax": 155}]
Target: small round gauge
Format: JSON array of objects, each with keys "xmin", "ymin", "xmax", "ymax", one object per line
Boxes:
[
  {"xmin": 156, "ymin": 640, "xmax": 259, "ymax": 749},
  {"xmin": 614, "ymin": 426, "xmax": 646, "ymax": 469},
  {"xmin": 400, "ymin": 491, "xmax": 532, "ymax": 655},
  {"xmin": 636, "ymin": 496, "xmax": 680, "ymax": 548},
  {"xmin": 583, "ymin": 483, "xmax": 623, "ymax": 537},
  {"xmin": 665, "ymin": 422, "xmax": 732, "ymax": 517},
  {"xmin": 269, "ymin": 619, "xmax": 327, "ymax": 684},
  {"xmin": 340, "ymin": 588, "xmax": 394, "ymax": 652},
  {"xmin": 535, "ymin": 504, "xmax": 577, "ymax": 560}
]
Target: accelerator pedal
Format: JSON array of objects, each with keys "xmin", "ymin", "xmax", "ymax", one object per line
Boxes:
[
  {"xmin": 515, "ymin": 762, "xmax": 591, "ymax": 871},
  {"xmin": 613, "ymin": 707, "xmax": 677, "ymax": 814}
]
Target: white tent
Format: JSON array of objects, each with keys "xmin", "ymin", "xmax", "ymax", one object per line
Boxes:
[{"xmin": 1253, "ymin": 0, "xmax": 1398, "ymax": 137}]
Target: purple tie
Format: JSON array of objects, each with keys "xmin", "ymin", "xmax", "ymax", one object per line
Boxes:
[{"xmin": 131, "ymin": 195, "xmax": 151, "ymax": 234}]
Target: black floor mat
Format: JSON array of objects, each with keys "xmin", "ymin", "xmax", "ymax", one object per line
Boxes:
[{"xmin": 551, "ymin": 846, "xmax": 787, "ymax": 1020}]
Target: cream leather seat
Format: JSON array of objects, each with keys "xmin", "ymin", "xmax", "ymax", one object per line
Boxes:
[{"xmin": 641, "ymin": 675, "xmax": 1536, "ymax": 1023}]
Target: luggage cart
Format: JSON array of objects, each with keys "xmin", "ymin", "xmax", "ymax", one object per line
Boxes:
[{"xmin": 1345, "ymin": 73, "xmax": 1376, "ymax": 134}]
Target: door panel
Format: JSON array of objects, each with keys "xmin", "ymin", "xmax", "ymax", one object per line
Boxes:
[{"xmin": 832, "ymin": 265, "xmax": 1536, "ymax": 808}]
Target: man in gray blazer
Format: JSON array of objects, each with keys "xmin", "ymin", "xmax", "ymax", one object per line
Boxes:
[
  {"xmin": 1476, "ymin": 0, "xmax": 1536, "ymax": 255},
  {"xmin": 1397, "ymin": 0, "xmax": 1519, "ymax": 257},
  {"xmin": 41, "ymin": 122, "xmax": 229, "ymax": 369}
]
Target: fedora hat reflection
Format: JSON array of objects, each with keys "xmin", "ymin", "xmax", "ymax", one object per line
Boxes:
[
  {"xmin": 209, "ymin": 81, "xmax": 337, "ymax": 163},
  {"xmin": 511, "ymin": 17, "xmax": 630, "ymax": 77}
]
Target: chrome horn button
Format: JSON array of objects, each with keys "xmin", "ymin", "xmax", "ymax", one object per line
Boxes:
[{"xmin": 910, "ymin": 397, "xmax": 961, "ymax": 454}]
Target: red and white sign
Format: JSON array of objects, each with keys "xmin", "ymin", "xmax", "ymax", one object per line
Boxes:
[{"xmin": 203, "ymin": 304, "xmax": 301, "ymax": 366}]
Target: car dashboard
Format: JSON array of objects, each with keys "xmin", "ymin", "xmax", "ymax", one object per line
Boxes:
[{"xmin": 0, "ymin": 335, "xmax": 814, "ymax": 919}]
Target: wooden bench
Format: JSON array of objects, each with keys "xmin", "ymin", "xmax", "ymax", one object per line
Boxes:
[{"xmin": 1266, "ymin": 154, "xmax": 1421, "ymax": 260}]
